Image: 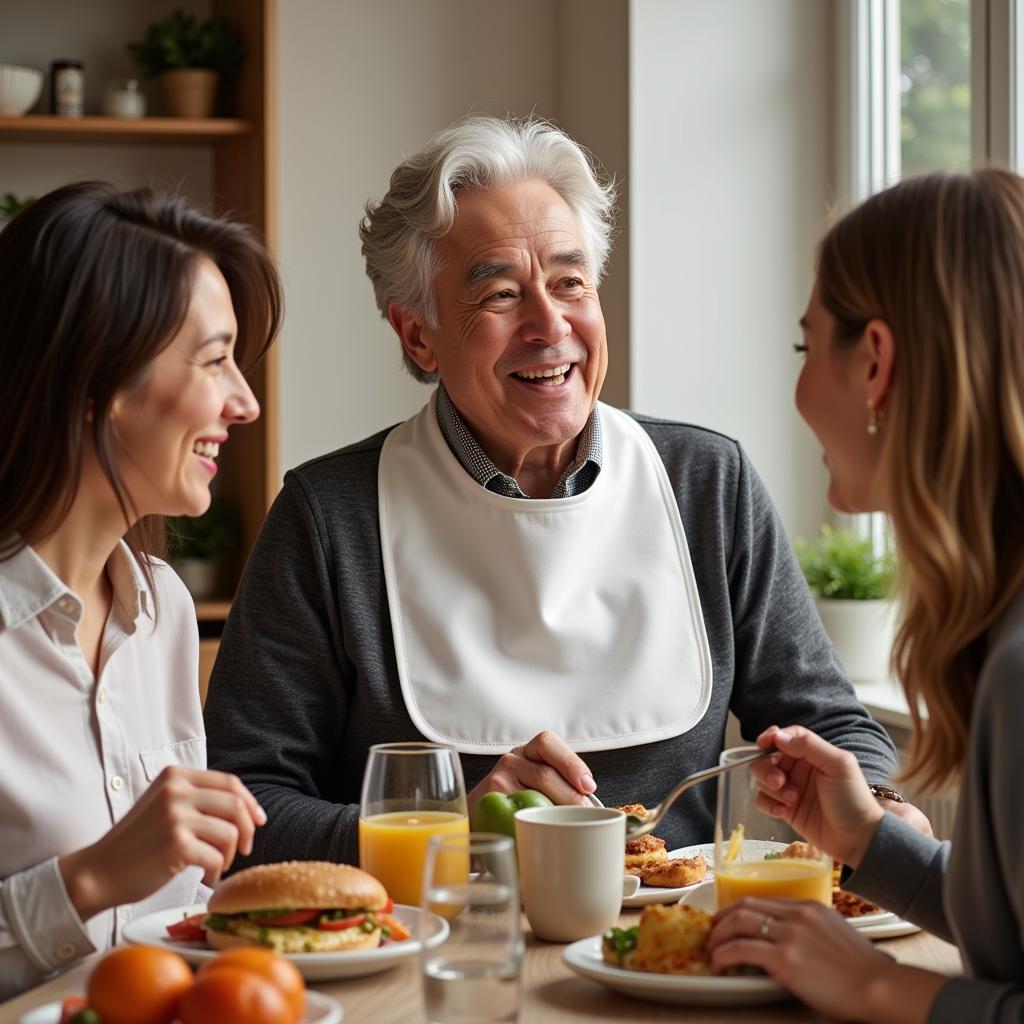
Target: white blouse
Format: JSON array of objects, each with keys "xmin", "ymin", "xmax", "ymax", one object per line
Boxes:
[{"xmin": 0, "ymin": 542, "xmax": 205, "ymax": 999}]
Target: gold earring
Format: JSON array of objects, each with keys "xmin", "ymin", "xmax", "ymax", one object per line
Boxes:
[{"xmin": 867, "ymin": 399, "xmax": 882, "ymax": 435}]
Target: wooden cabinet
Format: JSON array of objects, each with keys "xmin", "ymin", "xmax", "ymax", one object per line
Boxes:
[{"xmin": 2, "ymin": 1, "xmax": 279, "ymax": 656}]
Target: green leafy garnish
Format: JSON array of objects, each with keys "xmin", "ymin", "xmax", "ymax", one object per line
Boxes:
[
  {"xmin": 763, "ymin": 851, "xmax": 782, "ymax": 860},
  {"xmin": 604, "ymin": 925, "xmax": 638, "ymax": 957},
  {"xmin": 203, "ymin": 913, "xmax": 230, "ymax": 931}
]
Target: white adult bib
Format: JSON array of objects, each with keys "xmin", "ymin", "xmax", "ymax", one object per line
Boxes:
[{"xmin": 377, "ymin": 395, "xmax": 713, "ymax": 754}]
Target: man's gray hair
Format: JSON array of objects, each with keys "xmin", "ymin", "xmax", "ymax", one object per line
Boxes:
[{"xmin": 360, "ymin": 115, "xmax": 617, "ymax": 382}]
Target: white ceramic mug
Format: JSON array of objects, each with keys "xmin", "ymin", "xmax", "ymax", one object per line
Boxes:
[{"xmin": 514, "ymin": 806, "xmax": 625, "ymax": 942}]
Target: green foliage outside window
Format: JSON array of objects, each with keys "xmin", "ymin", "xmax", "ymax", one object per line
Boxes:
[
  {"xmin": 901, "ymin": 0, "xmax": 971, "ymax": 176},
  {"xmin": 795, "ymin": 525, "xmax": 895, "ymax": 602}
]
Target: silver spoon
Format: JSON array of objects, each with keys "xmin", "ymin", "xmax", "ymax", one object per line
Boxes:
[{"xmin": 624, "ymin": 748, "xmax": 776, "ymax": 839}]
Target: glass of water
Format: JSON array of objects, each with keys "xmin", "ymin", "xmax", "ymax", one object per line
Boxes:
[{"xmin": 420, "ymin": 832, "xmax": 523, "ymax": 1024}]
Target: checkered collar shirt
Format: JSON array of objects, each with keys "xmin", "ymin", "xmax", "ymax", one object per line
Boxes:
[{"xmin": 434, "ymin": 382, "xmax": 603, "ymax": 499}]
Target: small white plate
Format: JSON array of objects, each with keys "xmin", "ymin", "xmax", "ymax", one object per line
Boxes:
[
  {"xmin": 123, "ymin": 903, "xmax": 448, "ymax": 981},
  {"xmin": 622, "ymin": 844, "xmax": 716, "ymax": 908},
  {"xmin": 678, "ymin": 880, "xmax": 919, "ymax": 940},
  {"xmin": 562, "ymin": 936, "xmax": 790, "ymax": 1007},
  {"xmin": 19, "ymin": 990, "xmax": 343, "ymax": 1024}
]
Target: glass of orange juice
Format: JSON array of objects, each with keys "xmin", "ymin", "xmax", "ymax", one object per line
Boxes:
[
  {"xmin": 359, "ymin": 742, "xmax": 469, "ymax": 907},
  {"xmin": 713, "ymin": 745, "xmax": 831, "ymax": 909}
]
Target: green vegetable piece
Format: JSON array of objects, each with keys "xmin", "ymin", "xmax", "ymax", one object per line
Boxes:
[
  {"xmin": 71, "ymin": 1012, "xmax": 103, "ymax": 1024},
  {"xmin": 471, "ymin": 789, "xmax": 554, "ymax": 838},
  {"xmin": 203, "ymin": 913, "xmax": 229, "ymax": 931},
  {"xmin": 604, "ymin": 925, "xmax": 639, "ymax": 956}
]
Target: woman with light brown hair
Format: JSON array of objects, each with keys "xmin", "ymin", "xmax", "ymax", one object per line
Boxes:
[
  {"xmin": 708, "ymin": 169, "xmax": 1024, "ymax": 1023},
  {"xmin": 0, "ymin": 181, "xmax": 282, "ymax": 998}
]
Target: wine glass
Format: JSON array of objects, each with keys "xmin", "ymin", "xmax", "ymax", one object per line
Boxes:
[
  {"xmin": 421, "ymin": 832, "xmax": 523, "ymax": 1024},
  {"xmin": 359, "ymin": 742, "xmax": 468, "ymax": 907},
  {"xmin": 714, "ymin": 745, "xmax": 832, "ymax": 908}
]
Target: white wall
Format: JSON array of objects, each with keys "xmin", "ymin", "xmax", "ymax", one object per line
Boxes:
[
  {"xmin": 276, "ymin": 0, "xmax": 559, "ymax": 473},
  {"xmin": 630, "ymin": 0, "xmax": 830, "ymax": 539}
]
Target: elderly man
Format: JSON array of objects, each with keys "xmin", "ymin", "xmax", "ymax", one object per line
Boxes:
[{"xmin": 205, "ymin": 116, "xmax": 912, "ymax": 867}]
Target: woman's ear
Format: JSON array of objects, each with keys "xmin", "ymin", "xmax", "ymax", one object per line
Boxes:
[
  {"xmin": 862, "ymin": 318, "xmax": 895, "ymax": 411},
  {"xmin": 388, "ymin": 301, "xmax": 439, "ymax": 375}
]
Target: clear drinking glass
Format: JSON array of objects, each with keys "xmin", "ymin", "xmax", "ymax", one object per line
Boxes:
[
  {"xmin": 714, "ymin": 745, "xmax": 832, "ymax": 909},
  {"xmin": 421, "ymin": 832, "xmax": 523, "ymax": 1024},
  {"xmin": 359, "ymin": 742, "xmax": 468, "ymax": 907}
]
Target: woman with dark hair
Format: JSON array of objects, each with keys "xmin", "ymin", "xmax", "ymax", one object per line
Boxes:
[
  {"xmin": 0, "ymin": 181, "xmax": 283, "ymax": 997},
  {"xmin": 708, "ymin": 170, "xmax": 1024, "ymax": 1022}
]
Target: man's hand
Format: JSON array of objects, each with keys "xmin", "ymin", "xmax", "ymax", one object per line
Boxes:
[{"xmin": 467, "ymin": 730, "xmax": 596, "ymax": 814}]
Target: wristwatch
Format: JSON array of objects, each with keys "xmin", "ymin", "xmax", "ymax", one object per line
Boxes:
[{"xmin": 868, "ymin": 784, "xmax": 906, "ymax": 804}]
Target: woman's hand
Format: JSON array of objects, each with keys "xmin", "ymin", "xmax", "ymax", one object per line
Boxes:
[
  {"xmin": 59, "ymin": 765, "xmax": 266, "ymax": 921},
  {"xmin": 467, "ymin": 730, "xmax": 596, "ymax": 814},
  {"xmin": 708, "ymin": 898, "xmax": 945, "ymax": 1024},
  {"xmin": 752, "ymin": 725, "xmax": 884, "ymax": 868}
]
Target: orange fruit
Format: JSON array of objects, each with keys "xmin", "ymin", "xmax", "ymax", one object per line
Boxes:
[
  {"xmin": 87, "ymin": 945, "xmax": 193, "ymax": 1024},
  {"xmin": 198, "ymin": 948, "xmax": 305, "ymax": 1021},
  {"xmin": 178, "ymin": 966, "xmax": 293, "ymax": 1024}
]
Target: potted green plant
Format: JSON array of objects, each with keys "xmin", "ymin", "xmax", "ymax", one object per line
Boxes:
[
  {"xmin": 168, "ymin": 498, "xmax": 240, "ymax": 600},
  {"xmin": 795, "ymin": 524, "xmax": 897, "ymax": 683},
  {"xmin": 128, "ymin": 9, "xmax": 247, "ymax": 118}
]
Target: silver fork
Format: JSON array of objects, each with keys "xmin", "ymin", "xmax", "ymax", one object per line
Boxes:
[{"xmin": 624, "ymin": 748, "xmax": 776, "ymax": 839}]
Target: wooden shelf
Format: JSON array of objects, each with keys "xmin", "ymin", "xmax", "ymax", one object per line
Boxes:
[
  {"xmin": 194, "ymin": 600, "xmax": 233, "ymax": 621},
  {"xmin": 0, "ymin": 115, "xmax": 255, "ymax": 144}
]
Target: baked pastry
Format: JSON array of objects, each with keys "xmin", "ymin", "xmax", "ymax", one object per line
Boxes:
[
  {"xmin": 637, "ymin": 853, "xmax": 707, "ymax": 888},
  {"xmin": 603, "ymin": 904, "xmax": 712, "ymax": 975},
  {"xmin": 624, "ymin": 834, "xmax": 668, "ymax": 874}
]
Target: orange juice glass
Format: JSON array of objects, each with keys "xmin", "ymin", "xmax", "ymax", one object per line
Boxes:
[
  {"xmin": 713, "ymin": 745, "xmax": 832, "ymax": 910},
  {"xmin": 358, "ymin": 742, "xmax": 468, "ymax": 907}
]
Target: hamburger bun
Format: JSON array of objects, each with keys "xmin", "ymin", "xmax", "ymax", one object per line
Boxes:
[{"xmin": 209, "ymin": 861, "xmax": 388, "ymax": 915}]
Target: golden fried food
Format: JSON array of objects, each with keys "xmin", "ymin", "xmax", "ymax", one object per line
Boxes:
[
  {"xmin": 624, "ymin": 834, "xmax": 667, "ymax": 874},
  {"xmin": 637, "ymin": 853, "xmax": 707, "ymax": 888},
  {"xmin": 779, "ymin": 840, "xmax": 822, "ymax": 860},
  {"xmin": 618, "ymin": 803, "xmax": 649, "ymax": 818},
  {"xmin": 603, "ymin": 904, "xmax": 712, "ymax": 975},
  {"xmin": 833, "ymin": 889, "xmax": 881, "ymax": 918}
]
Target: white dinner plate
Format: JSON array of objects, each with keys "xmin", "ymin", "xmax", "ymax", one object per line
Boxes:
[
  {"xmin": 19, "ymin": 990, "xmax": 343, "ymax": 1024},
  {"xmin": 622, "ymin": 843, "xmax": 717, "ymax": 907},
  {"xmin": 562, "ymin": 936, "xmax": 791, "ymax": 1007},
  {"xmin": 678, "ymin": 880, "xmax": 920, "ymax": 940},
  {"xmin": 123, "ymin": 903, "xmax": 448, "ymax": 981}
]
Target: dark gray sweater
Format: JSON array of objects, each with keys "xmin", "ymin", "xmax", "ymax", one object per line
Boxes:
[
  {"xmin": 205, "ymin": 414, "xmax": 898, "ymax": 867},
  {"xmin": 846, "ymin": 585, "xmax": 1024, "ymax": 1023}
]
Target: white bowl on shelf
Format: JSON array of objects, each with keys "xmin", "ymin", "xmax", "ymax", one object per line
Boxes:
[{"xmin": 0, "ymin": 64, "xmax": 44, "ymax": 116}]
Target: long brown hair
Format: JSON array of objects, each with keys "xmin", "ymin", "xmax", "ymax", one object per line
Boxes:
[
  {"xmin": 0, "ymin": 181, "xmax": 283, "ymax": 593},
  {"xmin": 818, "ymin": 170, "xmax": 1024, "ymax": 790}
]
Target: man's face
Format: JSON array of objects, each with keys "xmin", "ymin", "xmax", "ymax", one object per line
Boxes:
[{"xmin": 403, "ymin": 179, "xmax": 608, "ymax": 473}]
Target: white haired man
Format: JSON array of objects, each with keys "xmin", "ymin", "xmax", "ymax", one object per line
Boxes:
[{"xmin": 206, "ymin": 116, "xmax": 925, "ymax": 867}]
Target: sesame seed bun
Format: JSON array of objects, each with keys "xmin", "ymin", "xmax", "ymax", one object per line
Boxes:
[{"xmin": 209, "ymin": 861, "xmax": 388, "ymax": 915}]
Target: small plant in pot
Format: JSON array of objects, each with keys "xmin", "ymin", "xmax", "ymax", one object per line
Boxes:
[
  {"xmin": 796, "ymin": 524, "xmax": 897, "ymax": 683},
  {"xmin": 168, "ymin": 498, "xmax": 240, "ymax": 601},
  {"xmin": 128, "ymin": 9, "xmax": 247, "ymax": 118}
]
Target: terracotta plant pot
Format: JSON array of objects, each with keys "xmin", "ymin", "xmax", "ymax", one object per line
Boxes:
[{"xmin": 160, "ymin": 68, "xmax": 218, "ymax": 117}]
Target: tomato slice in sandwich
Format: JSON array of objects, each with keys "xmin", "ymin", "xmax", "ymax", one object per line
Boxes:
[
  {"xmin": 316, "ymin": 913, "xmax": 367, "ymax": 931},
  {"xmin": 249, "ymin": 909, "xmax": 321, "ymax": 927}
]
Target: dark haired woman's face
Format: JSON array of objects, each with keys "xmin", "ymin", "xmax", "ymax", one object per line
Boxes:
[
  {"xmin": 795, "ymin": 283, "xmax": 883, "ymax": 514},
  {"xmin": 109, "ymin": 258, "xmax": 259, "ymax": 519}
]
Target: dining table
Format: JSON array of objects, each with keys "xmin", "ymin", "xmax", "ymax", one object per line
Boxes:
[{"xmin": 0, "ymin": 907, "xmax": 962, "ymax": 1024}]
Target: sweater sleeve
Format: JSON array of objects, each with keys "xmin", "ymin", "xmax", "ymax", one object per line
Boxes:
[
  {"xmin": 203, "ymin": 475, "xmax": 362, "ymax": 867},
  {"xmin": 725, "ymin": 447, "xmax": 899, "ymax": 779}
]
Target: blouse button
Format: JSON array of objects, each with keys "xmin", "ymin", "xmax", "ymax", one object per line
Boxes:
[
  {"xmin": 55, "ymin": 942, "xmax": 77, "ymax": 960},
  {"xmin": 110, "ymin": 775, "xmax": 124, "ymax": 791},
  {"xmin": 57, "ymin": 597, "xmax": 77, "ymax": 615},
  {"xmin": 97, "ymin": 688, "xmax": 108, "ymax": 704}
]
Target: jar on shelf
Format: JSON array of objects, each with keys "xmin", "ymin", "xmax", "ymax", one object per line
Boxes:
[
  {"xmin": 102, "ymin": 79, "xmax": 146, "ymax": 118},
  {"xmin": 51, "ymin": 60, "xmax": 84, "ymax": 117}
]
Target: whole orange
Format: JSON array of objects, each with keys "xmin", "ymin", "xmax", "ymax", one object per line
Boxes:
[
  {"xmin": 87, "ymin": 945, "xmax": 193, "ymax": 1024},
  {"xmin": 178, "ymin": 966, "xmax": 293, "ymax": 1024},
  {"xmin": 197, "ymin": 948, "xmax": 305, "ymax": 1021}
]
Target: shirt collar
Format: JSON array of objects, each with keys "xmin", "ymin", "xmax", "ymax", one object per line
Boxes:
[
  {"xmin": 0, "ymin": 539, "xmax": 153, "ymax": 631},
  {"xmin": 434, "ymin": 381, "xmax": 603, "ymax": 498}
]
